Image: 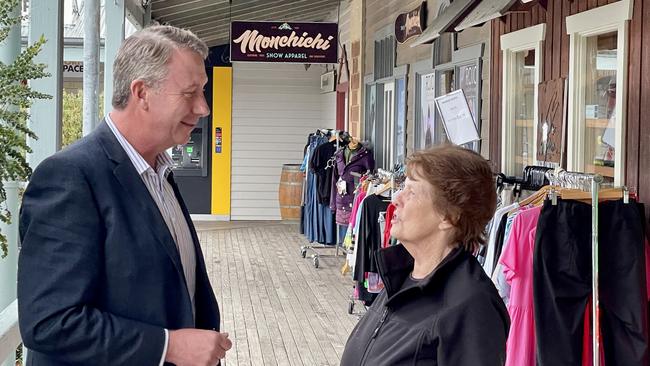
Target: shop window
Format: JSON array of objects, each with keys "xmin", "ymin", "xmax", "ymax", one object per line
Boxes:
[
  {"xmin": 364, "ymin": 82, "xmax": 377, "ymax": 147},
  {"xmin": 456, "ymin": 60, "xmax": 482, "ymax": 153},
  {"xmin": 374, "ymin": 26, "xmax": 395, "ymax": 80},
  {"xmin": 434, "ymin": 67, "xmax": 454, "ymax": 145},
  {"xmin": 413, "ymin": 44, "xmax": 483, "ymax": 152},
  {"xmin": 566, "ymin": 0, "xmax": 632, "ymax": 185},
  {"xmin": 500, "ymin": 24, "xmax": 545, "ymax": 176},
  {"xmin": 394, "ymin": 77, "xmax": 406, "ymax": 164},
  {"xmin": 380, "ymin": 82, "xmax": 395, "ymax": 168},
  {"xmin": 512, "ymin": 49, "xmax": 536, "ymax": 174},
  {"xmin": 417, "ymin": 71, "xmax": 436, "ymax": 149}
]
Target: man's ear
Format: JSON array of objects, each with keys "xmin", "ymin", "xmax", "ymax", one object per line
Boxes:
[{"xmin": 130, "ymin": 79, "xmax": 149, "ymax": 110}]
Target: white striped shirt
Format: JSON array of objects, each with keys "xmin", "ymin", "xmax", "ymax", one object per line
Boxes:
[{"xmin": 105, "ymin": 115, "xmax": 196, "ymax": 316}]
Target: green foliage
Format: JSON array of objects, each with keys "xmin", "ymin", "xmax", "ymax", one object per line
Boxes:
[
  {"xmin": 62, "ymin": 91, "xmax": 104, "ymax": 147},
  {"xmin": 0, "ymin": 0, "xmax": 51, "ymax": 257},
  {"xmin": 62, "ymin": 91, "xmax": 83, "ymax": 147}
]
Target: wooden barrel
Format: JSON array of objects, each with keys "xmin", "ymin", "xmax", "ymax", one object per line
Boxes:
[{"xmin": 279, "ymin": 164, "xmax": 304, "ymax": 220}]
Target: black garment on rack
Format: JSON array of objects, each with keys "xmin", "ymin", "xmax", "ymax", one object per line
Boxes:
[
  {"xmin": 533, "ymin": 199, "xmax": 648, "ymax": 366},
  {"xmin": 355, "ymin": 194, "xmax": 390, "ymax": 305},
  {"xmin": 491, "ymin": 214, "xmax": 509, "ymax": 276},
  {"xmin": 309, "ymin": 140, "xmax": 337, "ymax": 205}
]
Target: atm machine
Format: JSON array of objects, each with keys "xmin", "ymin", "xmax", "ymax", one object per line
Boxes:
[
  {"xmin": 169, "ymin": 116, "xmax": 212, "ymax": 214},
  {"xmin": 169, "ymin": 65, "xmax": 232, "ymax": 217},
  {"xmin": 170, "ymin": 116, "xmax": 209, "ymax": 177}
]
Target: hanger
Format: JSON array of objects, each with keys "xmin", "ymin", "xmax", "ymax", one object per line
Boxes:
[
  {"xmin": 543, "ymin": 168, "xmax": 632, "ymax": 205},
  {"xmin": 517, "ymin": 185, "xmax": 553, "ymax": 208},
  {"xmin": 374, "ymin": 181, "xmax": 393, "ymax": 197},
  {"xmin": 555, "ymin": 186, "xmax": 630, "ymax": 203}
]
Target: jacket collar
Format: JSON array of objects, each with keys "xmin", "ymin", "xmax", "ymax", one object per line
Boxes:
[
  {"xmin": 376, "ymin": 244, "xmax": 465, "ymax": 306},
  {"xmin": 336, "ymin": 146, "xmax": 369, "ymax": 167},
  {"xmin": 94, "ymin": 120, "xmax": 188, "ymax": 286}
]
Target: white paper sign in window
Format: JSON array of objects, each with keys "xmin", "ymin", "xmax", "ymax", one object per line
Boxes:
[{"xmin": 434, "ymin": 89, "xmax": 480, "ymax": 146}]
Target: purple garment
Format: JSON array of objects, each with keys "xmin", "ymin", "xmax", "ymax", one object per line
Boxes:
[{"xmin": 329, "ymin": 146, "xmax": 375, "ymax": 225}]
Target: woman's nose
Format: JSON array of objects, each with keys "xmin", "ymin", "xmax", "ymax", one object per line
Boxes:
[{"xmin": 393, "ymin": 191, "xmax": 402, "ymax": 206}]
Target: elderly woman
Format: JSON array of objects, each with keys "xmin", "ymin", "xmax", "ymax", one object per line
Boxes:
[{"xmin": 340, "ymin": 145, "xmax": 509, "ymax": 366}]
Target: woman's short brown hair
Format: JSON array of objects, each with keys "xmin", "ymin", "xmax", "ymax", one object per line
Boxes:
[{"xmin": 406, "ymin": 144, "xmax": 496, "ymax": 252}]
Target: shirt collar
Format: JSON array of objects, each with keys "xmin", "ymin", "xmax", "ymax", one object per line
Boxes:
[
  {"xmin": 105, "ymin": 113, "xmax": 174, "ymax": 179},
  {"xmin": 376, "ymin": 244, "xmax": 464, "ymax": 304}
]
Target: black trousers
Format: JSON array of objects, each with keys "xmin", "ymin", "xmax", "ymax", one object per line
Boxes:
[{"xmin": 533, "ymin": 199, "xmax": 648, "ymax": 366}]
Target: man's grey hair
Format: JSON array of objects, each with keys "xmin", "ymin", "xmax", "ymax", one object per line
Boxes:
[{"xmin": 112, "ymin": 25, "xmax": 209, "ymax": 109}]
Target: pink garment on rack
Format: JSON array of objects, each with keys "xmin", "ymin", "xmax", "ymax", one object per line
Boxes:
[
  {"xmin": 500, "ymin": 205, "xmax": 541, "ymax": 366},
  {"xmin": 348, "ymin": 190, "xmax": 367, "ymax": 227}
]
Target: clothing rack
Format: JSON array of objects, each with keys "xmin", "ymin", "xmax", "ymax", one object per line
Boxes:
[
  {"xmin": 300, "ymin": 129, "xmax": 348, "ymax": 269},
  {"xmin": 546, "ymin": 168, "xmax": 604, "ymax": 366},
  {"xmin": 346, "ymin": 167, "xmax": 403, "ymax": 316},
  {"xmin": 496, "ymin": 165, "xmax": 553, "ymax": 198}
]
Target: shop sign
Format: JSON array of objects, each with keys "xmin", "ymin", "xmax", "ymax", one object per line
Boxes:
[
  {"xmin": 230, "ymin": 21, "xmax": 338, "ymax": 64},
  {"xmin": 395, "ymin": 2, "xmax": 426, "ymax": 44},
  {"xmin": 63, "ymin": 61, "xmax": 84, "ymax": 78}
]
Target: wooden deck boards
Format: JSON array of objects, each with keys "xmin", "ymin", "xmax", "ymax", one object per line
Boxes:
[{"xmin": 196, "ymin": 221, "xmax": 360, "ymax": 366}]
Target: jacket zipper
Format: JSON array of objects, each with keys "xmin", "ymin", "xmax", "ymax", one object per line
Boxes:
[{"xmin": 359, "ymin": 307, "xmax": 390, "ymax": 365}]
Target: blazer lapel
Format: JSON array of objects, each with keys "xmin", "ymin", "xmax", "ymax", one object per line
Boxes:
[{"xmin": 95, "ymin": 121, "xmax": 185, "ymax": 279}]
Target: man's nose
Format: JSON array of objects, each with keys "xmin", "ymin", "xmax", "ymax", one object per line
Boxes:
[{"xmin": 195, "ymin": 95, "xmax": 210, "ymax": 117}]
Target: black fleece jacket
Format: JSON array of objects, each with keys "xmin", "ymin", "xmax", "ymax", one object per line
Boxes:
[{"xmin": 340, "ymin": 244, "xmax": 510, "ymax": 366}]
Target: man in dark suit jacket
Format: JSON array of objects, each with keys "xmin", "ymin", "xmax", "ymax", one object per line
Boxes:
[{"xmin": 17, "ymin": 25, "xmax": 231, "ymax": 365}]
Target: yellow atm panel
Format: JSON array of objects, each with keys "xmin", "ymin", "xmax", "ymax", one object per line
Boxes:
[{"xmin": 211, "ymin": 66, "xmax": 232, "ymax": 217}]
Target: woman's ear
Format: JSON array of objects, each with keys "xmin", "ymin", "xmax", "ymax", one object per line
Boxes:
[{"xmin": 438, "ymin": 214, "xmax": 456, "ymax": 231}]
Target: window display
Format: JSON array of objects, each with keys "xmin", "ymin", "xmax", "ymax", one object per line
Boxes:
[
  {"xmin": 583, "ymin": 31, "xmax": 617, "ymax": 179},
  {"xmin": 513, "ymin": 49, "xmax": 536, "ymax": 175}
]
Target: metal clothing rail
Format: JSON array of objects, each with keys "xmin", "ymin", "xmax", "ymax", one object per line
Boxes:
[
  {"xmin": 590, "ymin": 175, "xmax": 603, "ymax": 366},
  {"xmin": 546, "ymin": 169, "xmax": 604, "ymax": 366},
  {"xmin": 300, "ymin": 241, "xmax": 347, "ymax": 269},
  {"xmin": 300, "ymin": 129, "xmax": 347, "ymax": 269}
]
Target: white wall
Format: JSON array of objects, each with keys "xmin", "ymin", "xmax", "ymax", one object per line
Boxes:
[{"xmin": 231, "ymin": 62, "xmax": 336, "ymax": 220}]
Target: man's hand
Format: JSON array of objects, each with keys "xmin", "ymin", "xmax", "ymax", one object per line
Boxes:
[{"xmin": 165, "ymin": 329, "xmax": 233, "ymax": 366}]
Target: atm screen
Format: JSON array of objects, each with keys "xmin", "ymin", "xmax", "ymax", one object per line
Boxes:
[
  {"xmin": 171, "ymin": 130, "xmax": 199, "ymax": 168},
  {"xmin": 168, "ymin": 117, "xmax": 209, "ymax": 177}
]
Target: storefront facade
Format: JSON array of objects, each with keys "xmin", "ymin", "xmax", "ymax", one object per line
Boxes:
[
  {"xmin": 175, "ymin": 10, "xmax": 350, "ymax": 219},
  {"xmin": 353, "ymin": 0, "xmax": 649, "ymax": 205},
  {"xmin": 170, "ymin": 0, "xmax": 650, "ymax": 220},
  {"xmin": 357, "ymin": 0, "xmax": 491, "ymax": 168},
  {"xmin": 481, "ymin": 0, "xmax": 650, "ymax": 204}
]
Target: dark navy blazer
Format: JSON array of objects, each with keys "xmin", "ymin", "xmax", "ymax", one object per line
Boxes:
[{"xmin": 17, "ymin": 121, "xmax": 220, "ymax": 365}]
